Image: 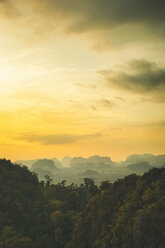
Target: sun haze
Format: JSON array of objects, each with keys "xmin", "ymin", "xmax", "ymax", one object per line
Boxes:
[{"xmin": 0, "ymin": 0, "xmax": 165, "ymax": 161}]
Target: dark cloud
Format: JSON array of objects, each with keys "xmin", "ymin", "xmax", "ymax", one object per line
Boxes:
[
  {"xmin": 100, "ymin": 59, "xmax": 165, "ymax": 95},
  {"xmin": 2, "ymin": 0, "xmax": 165, "ymax": 42},
  {"xmin": 46, "ymin": 0, "xmax": 165, "ymax": 32},
  {"xmin": 17, "ymin": 133, "xmax": 101, "ymax": 145}
]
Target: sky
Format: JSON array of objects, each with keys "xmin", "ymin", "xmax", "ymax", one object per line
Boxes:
[{"xmin": 0, "ymin": 0, "xmax": 165, "ymax": 161}]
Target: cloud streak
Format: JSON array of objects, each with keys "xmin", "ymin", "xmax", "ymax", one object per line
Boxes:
[
  {"xmin": 17, "ymin": 133, "xmax": 101, "ymax": 145},
  {"xmin": 98, "ymin": 98, "xmax": 115, "ymax": 109}
]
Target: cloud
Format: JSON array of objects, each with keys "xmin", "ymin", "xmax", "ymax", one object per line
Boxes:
[
  {"xmin": 3, "ymin": 0, "xmax": 165, "ymax": 25},
  {"xmin": 40, "ymin": 0, "xmax": 165, "ymax": 32},
  {"xmin": 16, "ymin": 133, "xmax": 101, "ymax": 145},
  {"xmin": 89, "ymin": 98, "xmax": 115, "ymax": 112},
  {"xmin": 1, "ymin": 0, "xmax": 165, "ymax": 48},
  {"xmin": 45, "ymin": 0, "xmax": 165, "ymax": 50},
  {"xmin": 99, "ymin": 59, "xmax": 165, "ymax": 98},
  {"xmin": 115, "ymin": 96, "xmax": 125, "ymax": 102},
  {"xmin": 98, "ymin": 98, "xmax": 115, "ymax": 109}
]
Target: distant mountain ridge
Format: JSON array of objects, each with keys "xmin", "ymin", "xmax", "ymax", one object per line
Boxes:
[
  {"xmin": 15, "ymin": 154, "xmax": 165, "ymax": 184},
  {"xmin": 127, "ymin": 161, "xmax": 152, "ymax": 173},
  {"xmin": 123, "ymin": 153, "xmax": 165, "ymax": 167}
]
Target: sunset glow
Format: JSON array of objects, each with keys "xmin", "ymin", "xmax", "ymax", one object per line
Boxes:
[{"xmin": 0, "ymin": 0, "xmax": 165, "ymax": 161}]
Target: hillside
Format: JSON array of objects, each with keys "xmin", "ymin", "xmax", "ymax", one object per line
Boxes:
[
  {"xmin": 68, "ymin": 168, "xmax": 165, "ymax": 248},
  {"xmin": 0, "ymin": 159, "xmax": 98, "ymax": 248},
  {"xmin": 0, "ymin": 159, "xmax": 164, "ymax": 248}
]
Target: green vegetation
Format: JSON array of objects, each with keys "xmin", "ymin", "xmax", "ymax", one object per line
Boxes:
[{"xmin": 0, "ymin": 159, "xmax": 164, "ymax": 247}]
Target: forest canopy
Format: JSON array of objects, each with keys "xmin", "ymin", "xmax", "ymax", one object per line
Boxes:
[{"xmin": 0, "ymin": 159, "xmax": 164, "ymax": 248}]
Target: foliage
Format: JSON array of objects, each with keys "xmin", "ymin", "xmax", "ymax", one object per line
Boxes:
[
  {"xmin": 68, "ymin": 169, "xmax": 165, "ymax": 248},
  {"xmin": 0, "ymin": 159, "xmax": 164, "ymax": 248}
]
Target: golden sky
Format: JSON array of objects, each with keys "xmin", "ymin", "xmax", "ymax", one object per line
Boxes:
[{"xmin": 0, "ymin": 0, "xmax": 165, "ymax": 161}]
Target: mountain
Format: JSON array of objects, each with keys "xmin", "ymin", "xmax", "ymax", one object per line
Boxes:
[
  {"xmin": 124, "ymin": 154, "xmax": 165, "ymax": 167},
  {"xmin": 15, "ymin": 159, "xmax": 39, "ymax": 167},
  {"xmin": 51, "ymin": 157, "xmax": 62, "ymax": 168},
  {"xmin": 80, "ymin": 170, "xmax": 99, "ymax": 177},
  {"xmin": 61, "ymin": 156, "xmax": 72, "ymax": 167},
  {"xmin": 15, "ymin": 154, "xmax": 165, "ymax": 185},
  {"xmin": 0, "ymin": 159, "xmax": 54, "ymax": 248},
  {"xmin": 88, "ymin": 155, "xmax": 112, "ymax": 165},
  {"xmin": 70, "ymin": 155, "xmax": 112, "ymax": 172},
  {"xmin": 68, "ymin": 168, "xmax": 165, "ymax": 248},
  {"xmin": 127, "ymin": 161, "xmax": 152, "ymax": 174},
  {"xmin": 0, "ymin": 159, "xmax": 98, "ymax": 248},
  {"xmin": 31, "ymin": 159, "xmax": 59, "ymax": 180},
  {"xmin": 70, "ymin": 157, "xmax": 88, "ymax": 167},
  {"xmin": 31, "ymin": 159, "xmax": 58, "ymax": 172},
  {"xmin": 0, "ymin": 158, "xmax": 164, "ymax": 248}
]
